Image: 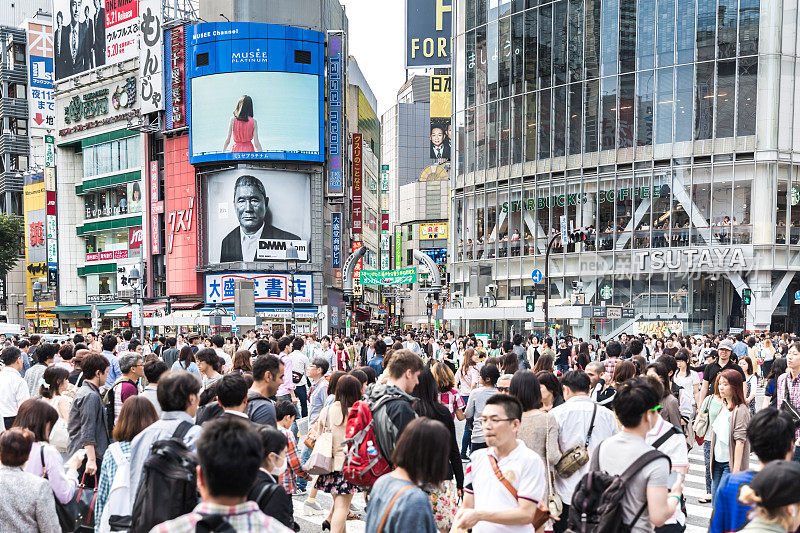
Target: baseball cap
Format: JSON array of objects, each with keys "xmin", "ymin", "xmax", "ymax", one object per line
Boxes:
[
  {"xmin": 718, "ymin": 340, "xmax": 735, "ymax": 352},
  {"xmin": 748, "ymin": 460, "xmax": 800, "ymax": 508}
]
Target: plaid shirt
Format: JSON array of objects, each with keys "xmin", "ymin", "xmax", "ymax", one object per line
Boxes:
[
  {"xmin": 279, "ymin": 427, "xmax": 309, "ymax": 493},
  {"xmin": 151, "ymin": 501, "xmax": 291, "ymax": 532},
  {"xmin": 777, "ymin": 371, "xmax": 800, "ymax": 441},
  {"xmin": 94, "ymin": 440, "xmax": 131, "ymax": 531},
  {"xmin": 603, "ymin": 357, "xmax": 622, "ymax": 377},
  {"xmin": 438, "ymin": 389, "xmax": 466, "ymax": 419}
]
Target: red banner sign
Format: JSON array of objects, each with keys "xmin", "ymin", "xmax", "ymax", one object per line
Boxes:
[
  {"xmin": 86, "ymin": 250, "xmax": 129, "ymax": 262},
  {"xmin": 352, "ymin": 133, "xmax": 362, "ymax": 235},
  {"xmin": 129, "ymin": 226, "xmax": 143, "ymax": 249}
]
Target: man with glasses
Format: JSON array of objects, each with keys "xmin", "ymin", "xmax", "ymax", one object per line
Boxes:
[
  {"xmin": 109, "ymin": 352, "xmax": 143, "ymax": 427},
  {"xmin": 497, "ymin": 374, "xmax": 513, "ymax": 394},
  {"xmin": 550, "ymin": 370, "xmax": 618, "ymax": 533},
  {"xmin": 455, "ymin": 394, "xmax": 549, "ymax": 532}
]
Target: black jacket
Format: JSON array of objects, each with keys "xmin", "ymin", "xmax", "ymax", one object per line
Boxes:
[
  {"xmin": 219, "ymin": 225, "xmax": 301, "ymax": 262},
  {"xmin": 366, "ymin": 383, "xmax": 417, "ymax": 462},
  {"xmin": 248, "ymin": 470, "xmax": 295, "ymax": 530}
]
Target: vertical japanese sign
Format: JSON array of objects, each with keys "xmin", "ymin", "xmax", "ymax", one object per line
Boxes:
[
  {"xmin": 395, "ymin": 227, "xmax": 402, "ymax": 269},
  {"xmin": 380, "ymin": 233, "xmax": 390, "ymax": 270},
  {"xmin": 44, "ymin": 135, "xmax": 57, "ymax": 290},
  {"xmin": 166, "ymin": 24, "xmax": 186, "ymax": 128},
  {"xmin": 352, "ymin": 133, "xmax": 363, "ymax": 234},
  {"xmin": 139, "ymin": 0, "xmax": 164, "ymax": 113},
  {"xmin": 331, "ymin": 212, "xmax": 342, "ymax": 268},
  {"xmin": 327, "ymin": 34, "xmax": 343, "ymax": 195},
  {"xmin": 25, "ymin": 22, "xmax": 55, "ymax": 132},
  {"xmin": 352, "ymin": 242, "xmax": 363, "ymax": 297},
  {"xmin": 150, "ymin": 160, "xmax": 161, "ymax": 254},
  {"xmin": 429, "ymin": 75, "xmax": 451, "ymax": 161}
]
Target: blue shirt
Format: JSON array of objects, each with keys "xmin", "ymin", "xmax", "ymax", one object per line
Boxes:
[
  {"xmin": 733, "ymin": 341, "xmax": 749, "ymax": 360},
  {"xmin": 368, "ymin": 355, "xmax": 384, "ymax": 376},
  {"xmin": 171, "ymin": 360, "xmax": 201, "ymax": 376},
  {"xmin": 365, "ymin": 475, "xmax": 436, "ymax": 533},
  {"xmin": 708, "ymin": 470, "xmax": 755, "ymax": 533},
  {"xmin": 101, "ymin": 350, "xmax": 121, "ymax": 389}
]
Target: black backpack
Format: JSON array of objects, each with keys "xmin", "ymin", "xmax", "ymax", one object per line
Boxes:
[
  {"xmin": 130, "ymin": 422, "xmax": 198, "ymax": 533},
  {"xmin": 567, "ymin": 442, "xmax": 670, "ymax": 533},
  {"xmin": 101, "ymin": 378, "xmax": 137, "ymax": 438}
]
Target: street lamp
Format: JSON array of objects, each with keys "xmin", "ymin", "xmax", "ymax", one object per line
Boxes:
[
  {"xmin": 286, "ymin": 244, "xmax": 299, "ymax": 335},
  {"xmin": 128, "ymin": 267, "xmax": 145, "ymax": 342},
  {"xmin": 32, "ymin": 281, "xmax": 42, "ymax": 333}
]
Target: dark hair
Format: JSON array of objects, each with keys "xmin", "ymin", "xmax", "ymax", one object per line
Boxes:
[
  {"xmin": 210, "ymin": 335, "xmax": 224, "ymax": 348},
  {"xmin": 59, "ymin": 343, "xmax": 74, "ymax": 361},
  {"xmin": 612, "ymin": 360, "xmax": 637, "ymax": 385},
  {"xmin": 656, "ymin": 354, "xmax": 677, "ymax": 377},
  {"xmin": 501, "ymin": 351, "xmax": 519, "ymax": 375},
  {"xmin": 412, "ymin": 367, "xmax": 450, "ymax": 419},
  {"xmin": 291, "ymin": 337, "xmax": 305, "ymax": 352},
  {"xmin": 253, "ymin": 354, "xmax": 282, "ymax": 382},
  {"xmin": 561, "ymin": 370, "xmax": 591, "ymax": 394},
  {"xmin": 485, "ymin": 393, "xmax": 523, "ymax": 421},
  {"xmin": 178, "ymin": 345, "xmax": 195, "ymax": 369},
  {"xmin": 144, "ymin": 359, "xmax": 169, "ymax": 383},
  {"xmin": 0, "ymin": 427, "xmax": 34, "ymax": 466},
  {"xmin": 196, "ymin": 348, "xmax": 222, "ymax": 373},
  {"xmin": 157, "ymin": 370, "xmax": 202, "ymax": 412},
  {"xmin": 536, "ymin": 371, "xmax": 564, "ymax": 405},
  {"xmin": 81, "ymin": 352, "xmax": 110, "ymax": 380},
  {"xmin": 502, "ymin": 340, "xmax": 514, "ymax": 353},
  {"xmin": 13, "ymin": 399, "xmax": 58, "ymax": 442},
  {"xmin": 479, "ymin": 363, "xmax": 501, "ymax": 386},
  {"xmin": 674, "ymin": 349, "xmax": 690, "ymax": 363},
  {"xmin": 101, "ymin": 334, "xmax": 118, "ymax": 352},
  {"xmin": 197, "ymin": 417, "xmax": 263, "ymax": 497},
  {"xmin": 509, "ymin": 371, "xmax": 542, "ymax": 410},
  {"xmin": 232, "ymin": 350, "xmax": 252, "ymax": 372},
  {"xmin": 767, "ymin": 358, "xmax": 788, "ymax": 384},
  {"xmin": 257, "ymin": 425, "xmax": 288, "ymax": 457},
  {"xmin": 631, "ymin": 355, "xmax": 648, "ymax": 375},
  {"xmin": 513, "ymin": 334, "xmax": 523, "ymax": 346},
  {"xmin": 275, "ymin": 400, "xmax": 298, "ymax": 421},
  {"xmin": 605, "ymin": 341, "xmax": 622, "ymax": 358},
  {"xmin": 334, "ymin": 375, "xmax": 361, "ymax": 420},
  {"xmin": 357, "ymin": 365, "xmax": 377, "ymax": 384},
  {"xmin": 234, "ymin": 95, "xmax": 255, "ymax": 121},
  {"xmin": 533, "ymin": 353, "xmax": 554, "ymax": 373},
  {"xmin": 39, "ymin": 365, "xmax": 69, "ymax": 399},
  {"xmin": 113, "ymin": 396, "xmax": 159, "ymax": 442},
  {"xmin": 215, "ymin": 373, "xmax": 248, "ymax": 408},
  {"xmin": 719, "ymin": 368, "xmax": 747, "ymax": 409},
  {"xmin": 386, "ymin": 349, "xmax": 425, "ymax": 379},
  {"xmin": 613, "ymin": 377, "xmax": 660, "ymax": 428},
  {"xmin": 390, "ymin": 418, "xmax": 450, "ymax": 485},
  {"xmin": 1, "ymin": 346, "xmax": 21, "ymax": 366},
  {"xmin": 646, "ymin": 362, "xmax": 671, "ymax": 399},
  {"xmin": 349, "ymin": 369, "xmax": 368, "ymax": 387},
  {"xmin": 277, "ymin": 336, "xmax": 292, "ymax": 353},
  {"xmin": 748, "ymin": 407, "xmax": 796, "ymax": 463},
  {"xmin": 740, "ymin": 356, "xmax": 755, "ymax": 376},
  {"xmin": 255, "ymin": 339, "xmax": 271, "ymax": 356},
  {"xmin": 310, "ymin": 357, "xmax": 330, "ymax": 376},
  {"xmin": 327, "ymin": 371, "xmax": 346, "ymax": 397},
  {"xmin": 122, "ymin": 330, "xmax": 133, "ymax": 341}
]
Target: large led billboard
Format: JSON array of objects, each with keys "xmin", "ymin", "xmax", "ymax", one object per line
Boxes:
[
  {"xmin": 203, "ymin": 167, "xmax": 312, "ymax": 265},
  {"xmin": 187, "ymin": 22, "xmax": 324, "ymax": 164}
]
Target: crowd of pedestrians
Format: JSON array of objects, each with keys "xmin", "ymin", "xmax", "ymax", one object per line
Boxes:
[{"xmin": 0, "ymin": 328, "xmax": 798, "ymax": 532}]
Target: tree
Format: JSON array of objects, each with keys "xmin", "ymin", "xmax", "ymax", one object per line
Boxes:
[{"xmin": 0, "ymin": 214, "xmax": 24, "ymax": 276}]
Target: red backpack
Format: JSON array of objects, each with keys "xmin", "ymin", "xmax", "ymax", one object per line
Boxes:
[{"xmin": 342, "ymin": 400, "xmax": 393, "ymax": 487}]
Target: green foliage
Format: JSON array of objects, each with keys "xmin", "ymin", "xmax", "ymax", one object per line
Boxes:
[{"xmin": 0, "ymin": 214, "xmax": 24, "ymax": 276}]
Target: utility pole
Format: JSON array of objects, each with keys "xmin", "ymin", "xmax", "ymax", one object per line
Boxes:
[{"xmin": 543, "ymin": 233, "xmax": 559, "ymax": 344}]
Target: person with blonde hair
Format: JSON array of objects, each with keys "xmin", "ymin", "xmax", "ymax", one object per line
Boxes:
[{"xmin": 738, "ymin": 461, "xmax": 800, "ymax": 532}]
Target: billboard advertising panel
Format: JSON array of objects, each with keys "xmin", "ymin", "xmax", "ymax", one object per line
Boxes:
[
  {"xmin": 203, "ymin": 167, "xmax": 311, "ymax": 264},
  {"xmin": 26, "ymin": 23, "xmax": 55, "ymax": 131},
  {"xmin": 406, "ymin": 0, "xmax": 452, "ymax": 68},
  {"xmin": 327, "ymin": 34, "xmax": 343, "ymax": 195},
  {"xmin": 430, "ymin": 75, "xmax": 451, "ymax": 161},
  {"xmin": 205, "ymin": 272, "xmax": 313, "ymax": 305},
  {"xmin": 187, "ymin": 22, "xmax": 324, "ymax": 164},
  {"xmin": 165, "ymin": 24, "xmax": 186, "ymax": 129},
  {"xmin": 53, "ymin": 0, "xmax": 139, "ymax": 81},
  {"xmin": 138, "ymin": 0, "xmax": 164, "ymax": 113}
]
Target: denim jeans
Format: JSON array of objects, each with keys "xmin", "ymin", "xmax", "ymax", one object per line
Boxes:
[
  {"xmin": 711, "ymin": 460, "xmax": 730, "ymax": 505},
  {"xmin": 703, "ymin": 440, "xmax": 712, "ymax": 493},
  {"xmin": 792, "ymin": 445, "xmax": 800, "ymax": 464},
  {"xmin": 460, "ymin": 395, "xmax": 472, "ymax": 456},
  {"xmin": 296, "ymin": 444, "xmax": 313, "ymax": 491},
  {"xmin": 295, "ymin": 384, "xmax": 308, "ymax": 418}
]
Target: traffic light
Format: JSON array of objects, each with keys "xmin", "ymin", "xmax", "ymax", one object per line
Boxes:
[
  {"xmin": 526, "ymin": 295, "xmax": 535, "ymax": 312},
  {"xmin": 742, "ymin": 288, "xmax": 752, "ymax": 306}
]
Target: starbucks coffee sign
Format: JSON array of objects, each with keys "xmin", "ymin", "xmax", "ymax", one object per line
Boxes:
[{"xmin": 501, "ymin": 185, "xmax": 672, "ymax": 213}]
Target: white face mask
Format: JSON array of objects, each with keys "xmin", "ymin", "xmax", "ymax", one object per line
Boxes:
[{"xmin": 269, "ymin": 453, "xmax": 288, "ymax": 476}]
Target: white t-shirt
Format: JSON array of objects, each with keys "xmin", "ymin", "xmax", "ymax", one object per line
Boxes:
[
  {"xmin": 464, "ymin": 440, "xmax": 548, "ymax": 533},
  {"xmin": 673, "ymin": 370, "xmax": 700, "ymax": 417},
  {"xmin": 646, "ymin": 417, "xmax": 689, "ymax": 525},
  {"xmin": 214, "ymin": 348, "xmax": 232, "ymax": 372}
]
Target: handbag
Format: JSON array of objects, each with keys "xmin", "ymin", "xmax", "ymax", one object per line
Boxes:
[
  {"xmin": 74, "ymin": 471, "xmax": 99, "ymax": 532},
  {"xmin": 41, "ymin": 446, "xmax": 83, "ymax": 532},
  {"xmin": 303, "ymin": 424, "xmax": 319, "ymax": 450},
  {"xmin": 544, "ymin": 415, "xmax": 563, "ymax": 519},
  {"xmin": 780, "ymin": 377, "xmax": 800, "ymax": 429},
  {"xmin": 555, "ymin": 403, "xmax": 597, "ymax": 478},
  {"xmin": 488, "ymin": 455, "xmax": 550, "ymax": 529},
  {"xmin": 693, "ymin": 396, "xmax": 711, "ymax": 438},
  {"xmin": 303, "ymin": 408, "xmax": 334, "ymax": 475}
]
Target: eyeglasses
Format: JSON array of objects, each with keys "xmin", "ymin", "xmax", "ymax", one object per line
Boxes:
[
  {"xmin": 497, "ymin": 386, "xmax": 510, "ymax": 393},
  {"xmin": 479, "ymin": 417, "xmax": 513, "ymax": 425}
]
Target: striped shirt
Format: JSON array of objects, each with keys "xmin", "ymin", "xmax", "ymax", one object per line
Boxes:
[{"xmin": 151, "ymin": 501, "xmax": 291, "ymax": 532}]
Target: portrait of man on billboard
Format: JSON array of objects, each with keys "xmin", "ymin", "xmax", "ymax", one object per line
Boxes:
[
  {"xmin": 219, "ymin": 175, "xmax": 302, "ymax": 262},
  {"xmin": 56, "ymin": 0, "xmax": 104, "ymax": 80},
  {"xmin": 430, "ymin": 118, "xmax": 451, "ymax": 161}
]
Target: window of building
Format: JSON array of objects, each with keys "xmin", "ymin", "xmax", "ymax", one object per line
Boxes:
[
  {"xmin": 82, "ymin": 136, "xmax": 141, "ymax": 179},
  {"xmin": 87, "ymin": 274, "xmax": 117, "ymax": 297}
]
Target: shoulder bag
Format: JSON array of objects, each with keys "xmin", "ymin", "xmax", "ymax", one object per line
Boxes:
[
  {"xmin": 376, "ymin": 484, "xmax": 414, "ymax": 533},
  {"xmin": 41, "ymin": 446, "xmax": 83, "ymax": 532},
  {"xmin": 693, "ymin": 395, "xmax": 711, "ymax": 438},
  {"xmin": 303, "ymin": 406, "xmax": 334, "ymax": 475},
  {"xmin": 488, "ymin": 455, "xmax": 550, "ymax": 529},
  {"xmin": 780, "ymin": 375, "xmax": 800, "ymax": 429},
  {"xmin": 544, "ymin": 414, "xmax": 563, "ymax": 519},
  {"xmin": 555, "ymin": 403, "xmax": 597, "ymax": 478}
]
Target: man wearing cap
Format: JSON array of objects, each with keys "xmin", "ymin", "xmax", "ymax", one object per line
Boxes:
[{"xmin": 700, "ymin": 339, "xmax": 745, "ymax": 405}]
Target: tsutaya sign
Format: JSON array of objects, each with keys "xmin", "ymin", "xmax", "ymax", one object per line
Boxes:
[
  {"xmin": 634, "ymin": 248, "xmax": 748, "ymax": 272},
  {"xmin": 501, "ymin": 185, "xmax": 672, "ymax": 213}
]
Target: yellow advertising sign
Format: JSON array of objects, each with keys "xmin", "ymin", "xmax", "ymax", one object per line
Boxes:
[
  {"xmin": 636, "ymin": 320, "xmax": 684, "ymax": 337},
  {"xmin": 429, "ymin": 75, "xmax": 451, "ymax": 162},
  {"xmin": 420, "ymin": 223, "xmax": 448, "ymax": 240},
  {"xmin": 23, "ymin": 174, "xmax": 53, "ymax": 307}
]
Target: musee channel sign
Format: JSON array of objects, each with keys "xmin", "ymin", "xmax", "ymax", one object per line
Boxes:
[{"xmin": 360, "ymin": 267, "xmax": 418, "ymax": 286}]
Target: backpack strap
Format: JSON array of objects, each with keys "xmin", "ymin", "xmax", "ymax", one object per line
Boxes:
[
  {"xmin": 376, "ymin": 484, "xmax": 414, "ymax": 533},
  {"xmin": 195, "ymin": 514, "xmax": 235, "ymax": 533},
  {"xmin": 172, "ymin": 421, "xmax": 193, "ymax": 440},
  {"xmin": 620, "ymin": 450, "xmax": 671, "ymax": 529},
  {"xmin": 652, "ymin": 426, "xmax": 682, "ymax": 450},
  {"xmin": 584, "ymin": 403, "xmax": 598, "ymax": 447}
]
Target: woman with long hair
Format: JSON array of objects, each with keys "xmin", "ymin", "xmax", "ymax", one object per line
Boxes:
[
  {"xmin": 313, "ymin": 375, "xmax": 362, "ymax": 532},
  {"xmin": 533, "ymin": 352, "xmax": 554, "ymax": 373},
  {"xmin": 646, "ymin": 362, "xmax": 682, "ymax": 428},
  {"xmin": 412, "ymin": 368, "xmax": 464, "ymax": 532},
  {"xmin": 456, "ymin": 348, "xmax": 480, "ymax": 458},
  {"xmin": 231, "ymin": 349, "xmax": 253, "ymax": 375},
  {"xmin": 710, "ymin": 369, "xmax": 751, "ymax": 500},
  {"xmin": 171, "ymin": 345, "xmax": 200, "ymax": 377},
  {"xmin": 760, "ymin": 338, "xmax": 777, "ymax": 378},
  {"xmin": 697, "ymin": 373, "xmax": 726, "ymax": 503},
  {"xmin": 222, "ymin": 94, "xmax": 263, "ymax": 152},
  {"xmin": 500, "ymin": 350, "xmax": 519, "ymax": 375},
  {"xmin": 674, "ymin": 349, "xmax": 701, "ymax": 419},
  {"xmin": 765, "ymin": 357, "xmax": 788, "ymax": 408},
  {"xmin": 431, "ymin": 362, "xmax": 465, "ymax": 421},
  {"xmin": 95, "ymin": 396, "xmax": 159, "ymax": 531},
  {"xmin": 535, "ymin": 371, "xmax": 564, "ymax": 411},
  {"xmin": 38, "ymin": 366, "xmax": 71, "ymax": 453},
  {"xmin": 575, "ymin": 342, "xmax": 591, "ymax": 370},
  {"xmin": 740, "ymin": 356, "xmax": 758, "ymax": 414}
]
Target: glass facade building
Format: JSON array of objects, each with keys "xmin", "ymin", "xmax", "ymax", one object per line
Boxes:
[{"xmin": 449, "ymin": 0, "xmax": 800, "ymax": 336}]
